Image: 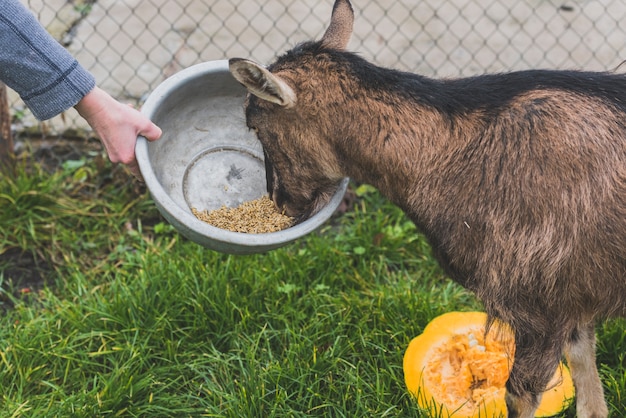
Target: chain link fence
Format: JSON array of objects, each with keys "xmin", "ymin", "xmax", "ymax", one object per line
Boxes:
[{"xmin": 11, "ymin": 0, "xmax": 626, "ymax": 136}]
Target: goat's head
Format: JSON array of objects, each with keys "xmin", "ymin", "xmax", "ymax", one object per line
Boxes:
[{"xmin": 229, "ymin": 0, "xmax": 354, "ymax": 223}]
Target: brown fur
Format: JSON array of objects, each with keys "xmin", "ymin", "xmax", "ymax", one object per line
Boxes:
[{"xmin": 229, "ymin": 0, "xmax": 626, "ymax": 415}]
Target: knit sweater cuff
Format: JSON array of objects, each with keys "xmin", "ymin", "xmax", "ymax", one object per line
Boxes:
[{"xmin": 22, "ymin": 62, "xmax": 96, "ymax": 121}]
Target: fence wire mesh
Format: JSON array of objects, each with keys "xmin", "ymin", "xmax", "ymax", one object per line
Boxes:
[{"xmin": 12, "ymin": 0, "xmax": 626, "ymax": 136}]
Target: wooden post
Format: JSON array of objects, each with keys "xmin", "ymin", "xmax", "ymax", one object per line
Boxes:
[{"xmin": 0, "ymin": 82, "xmax": 14, "ymax": 171}]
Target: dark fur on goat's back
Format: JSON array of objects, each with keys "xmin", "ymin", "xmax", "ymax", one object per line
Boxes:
[{"xmin": 271, "ymin": 40, "xmax": 626, "ymax": 118}]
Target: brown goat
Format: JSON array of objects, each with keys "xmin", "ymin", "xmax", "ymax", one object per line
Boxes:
[{"xmin": 228, "ymin": 0, "xmax": 626, "ymax": 416}]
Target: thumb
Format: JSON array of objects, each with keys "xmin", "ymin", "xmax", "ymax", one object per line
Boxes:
[{"xmin": 141, "ymin": 121, "xmax": 162, "ymax": 142}]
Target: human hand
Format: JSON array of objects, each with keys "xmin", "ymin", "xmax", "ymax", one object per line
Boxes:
[{"xmin": 74, "ymin": 87, "xmax": 162, "ymax": 178}]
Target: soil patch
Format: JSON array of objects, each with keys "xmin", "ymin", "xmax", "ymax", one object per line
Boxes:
[{"xmin": 0, "ymin": 249, "xmax": 52, "ymax": 311}]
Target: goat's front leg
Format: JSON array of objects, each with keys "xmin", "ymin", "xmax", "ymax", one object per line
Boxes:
[
  {"xmin": 564, "ymin": 323, "xmax": 608, "ymax": 418},
  {"xmin": 504, "ymin": 329, "xmax": 563, "ymax": 418}
]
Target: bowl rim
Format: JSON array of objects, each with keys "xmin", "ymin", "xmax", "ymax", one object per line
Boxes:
[{"xmin": 136, "ymin": 59, "xmax": 348, "ymax": 249}]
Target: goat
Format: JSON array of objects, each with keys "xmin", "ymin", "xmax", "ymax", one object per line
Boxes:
[{"xmin": 228, "ymin": 0, "xmax": 626, "ymax": 416}]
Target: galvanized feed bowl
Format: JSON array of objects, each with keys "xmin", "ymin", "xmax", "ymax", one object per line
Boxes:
[{"xmin": 136, "ymin": 60, "xmax": 349, "ymax": 254}]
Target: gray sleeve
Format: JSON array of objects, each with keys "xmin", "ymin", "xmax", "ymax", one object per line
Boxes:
[{"xmin": 0, "ymin": 0, "xmax": 96, "ymax": 120}]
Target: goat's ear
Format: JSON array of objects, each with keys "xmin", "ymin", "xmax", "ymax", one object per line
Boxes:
[
  {"xmin": 228, "ymin": 58, "xmax": 296, "ymax": 108},
  {"xmin": 320, "ymin": 0, "xmax": 354, "ymax": 50}
]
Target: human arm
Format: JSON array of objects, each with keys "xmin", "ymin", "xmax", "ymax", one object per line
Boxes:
[
  {"xmin": 0, "ymin": 0, "xmax": 161, "ymax": 176},
  {"xmin": 0, "ymin": 0, "xmax": 95, "ymax": 120}
]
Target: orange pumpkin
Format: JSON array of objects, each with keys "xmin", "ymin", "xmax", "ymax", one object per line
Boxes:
[{"xmin": 403, "ymin": 312, "xmax": 575, "ymax": 417}]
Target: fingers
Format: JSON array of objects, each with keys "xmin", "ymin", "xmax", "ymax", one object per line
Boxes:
[
  {"xmin": 129, "ymin": 118, "xmax": 160, "ymax": 179},
  {"xmin": 127, "ymin": 160, "xmax": 144, "ymax": 181}
]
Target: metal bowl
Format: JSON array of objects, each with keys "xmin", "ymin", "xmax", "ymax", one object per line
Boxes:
[{"xmin": 136, "ymin": 60, "xmax": 348, "ymax": 254}]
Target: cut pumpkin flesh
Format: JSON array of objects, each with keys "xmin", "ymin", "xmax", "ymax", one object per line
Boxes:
[{"xmin": 403, "ymin": 312, "xmax": 575, "ymax": 417}]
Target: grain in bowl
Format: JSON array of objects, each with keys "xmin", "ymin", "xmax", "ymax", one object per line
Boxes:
[{"xmin": 192, "ymin": 195, "xmax": 294, "ymax": 233}]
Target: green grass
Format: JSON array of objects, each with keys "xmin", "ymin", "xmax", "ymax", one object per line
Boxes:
[{"xmin": 0, "ymin": 155, "xmax": 623, "ymax": 417}]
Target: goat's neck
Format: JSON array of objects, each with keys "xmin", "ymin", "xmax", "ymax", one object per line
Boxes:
[{"xmin": 334, "ymin": 102, "xmax": 461, "ymax": 208}]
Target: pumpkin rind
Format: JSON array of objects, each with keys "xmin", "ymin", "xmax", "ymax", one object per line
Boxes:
[{"xmin": 403, "ymin": 312, "xmax": 574, "ymax": 418}]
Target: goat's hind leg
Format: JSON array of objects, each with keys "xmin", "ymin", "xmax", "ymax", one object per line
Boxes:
[{"xmin": 564, "ymin": 323, "xmax": 608, "ymax": 418}]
